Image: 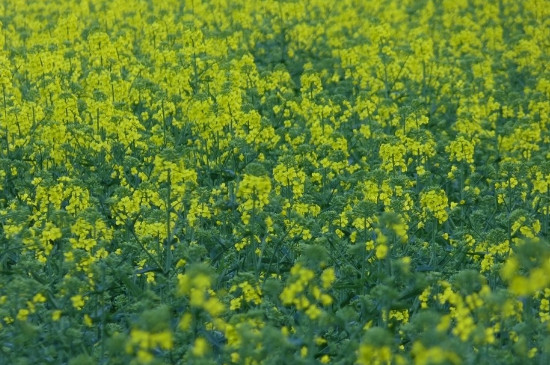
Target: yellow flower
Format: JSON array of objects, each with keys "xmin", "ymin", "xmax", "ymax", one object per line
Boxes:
[
  {"xmin": 379, "ymin": 143, "xmax": 407, "ymax": 172},
  {"xmin": 237, "ymin": 174, "xmax": 272, "ymax": 211},
  {"xmin": 357, "ymin": 344, "xmax": 392, "ymax": 365},
  {"xmin": 192, "ymin": 337, "xmax": 209, "ymax": 357},
  {"xmin": 305, "ymin": 304, "xmax": 322, "ymax": 320},
  {"xmin": 446, "ymin": 136, "xmax": 475, "ymax": 164},
  {"xmin": 136, "ymin": 349, "xmax": 153, "ymax": 364},
  {"xmin": 16, "ymin": 308, "xmax": 30, "ymax": 321},
  {"xmin": 420, "ymin": 189, "xmax": 449, "ymax": 224},
  {"xmin": 376, "ymin": 244, "xmax": 388, "ymax": 259},
  {"xmin": 411, "ymin": 342, "xmax": 460, "ymax": 365},
  {"xmin": 321, "ymin": 268, "xmax": 336, "ymax": 289},
  {"xmin": 152, "ymin": 330, "xmax": 173, "ymax": 350},
  {"xmin": 84, "ymin": 314, "xmax": 93, "ymax": 327},
  {"xmin": 179, "ymin": 313, "xmax": 193, "ymax": 331},
  {"xmin": 52, "ymin": 310, "xmax": 62, "ymax": 321},
  {"xmin": 32, "ymin": 293, "xmax": 46, "ymax": 303},
  {"xmin": 71, "ymin": 295, "xmax": 85, "ymax": 310},
  {"xmin": 204, "ymin": 297, "xmax": 225, "ymax": 317}
]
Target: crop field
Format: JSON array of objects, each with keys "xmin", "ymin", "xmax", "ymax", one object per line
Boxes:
[{"xmin": 1, "ymin": 0, "xmax": 550, "ymax": 364}]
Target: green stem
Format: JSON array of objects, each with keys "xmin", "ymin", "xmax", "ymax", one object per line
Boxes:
[{"xmin": 165, "ymin": 169, "xmax": 173, "ymax": 273}]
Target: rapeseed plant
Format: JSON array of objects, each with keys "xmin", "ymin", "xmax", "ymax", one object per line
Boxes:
[{"xmin": 1, "ymin": 0, "xmax": 550, "ymax": 363}]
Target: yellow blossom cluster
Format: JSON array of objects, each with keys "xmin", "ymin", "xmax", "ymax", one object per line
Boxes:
[
  {"xmin": 280, "ymin": 264, "xmax": 334, "ymax": 320},
  {"xmin": 420, "ymin": 189, "xmax": 449, "ymax": 224}
]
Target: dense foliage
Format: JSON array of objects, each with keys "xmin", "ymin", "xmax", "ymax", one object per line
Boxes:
[{"xmin": 1, "ymin": 0, "xmax": 550, "ymax": 364}]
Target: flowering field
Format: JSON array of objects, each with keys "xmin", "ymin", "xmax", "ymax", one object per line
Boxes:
[{"xmin": 1, "ymin": 0, "xmax": 550, "ymax": 363}]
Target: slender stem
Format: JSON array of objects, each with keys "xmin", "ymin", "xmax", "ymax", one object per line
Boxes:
[{"xmin": 165, "ymin": 169, "xmax": 173, "ymax": 273}]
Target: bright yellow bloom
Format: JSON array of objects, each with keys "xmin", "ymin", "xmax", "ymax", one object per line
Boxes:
[
  {"xmin": 71, "ymin": 295, "xmax": 85, "ymax": 310},
  {"xmin": 52, "ymin": 310, "xmax": 62, "ymax": 321},
  {"xmin": 192, "ymin": 337, "xmax": 209, "ymax": 357}
]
